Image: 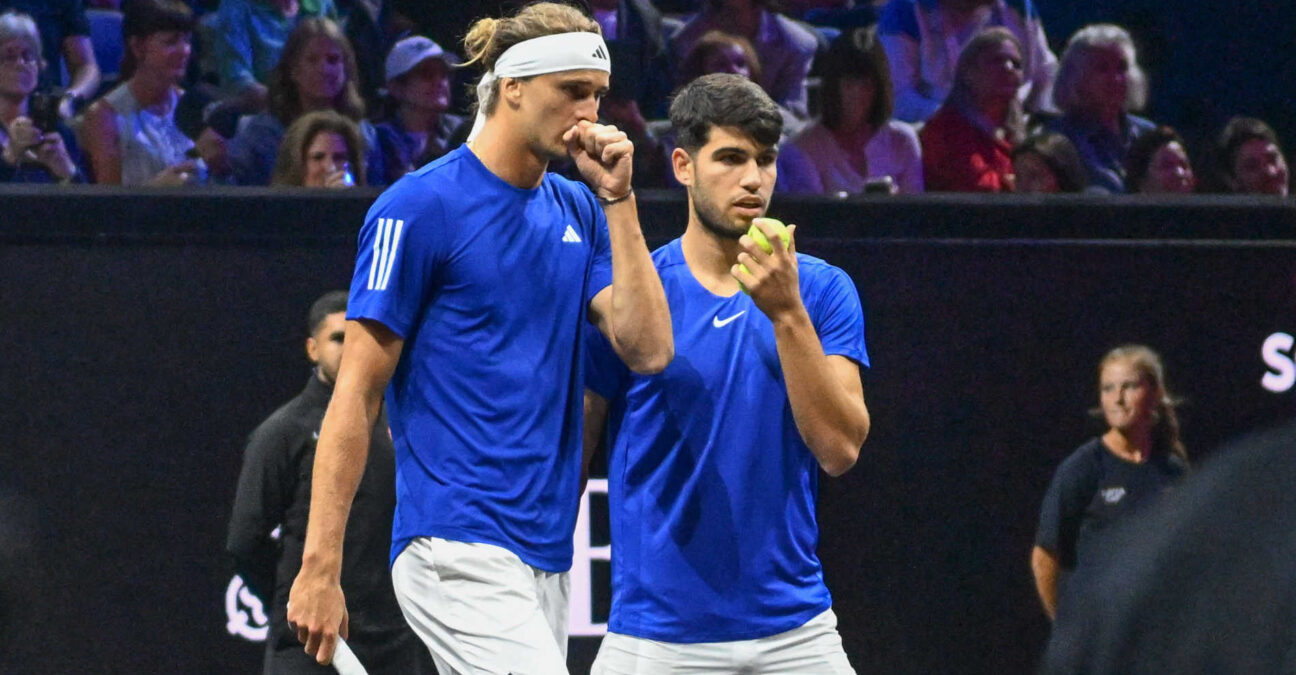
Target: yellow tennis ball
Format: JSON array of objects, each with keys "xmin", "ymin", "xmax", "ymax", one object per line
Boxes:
[
  {"xmin": 739, "ymin": 218, "xmax": 790, "ymax": 293},
  {"xmin": 748, "ymin": 217, "xmax": 791, "ymax": 254}
]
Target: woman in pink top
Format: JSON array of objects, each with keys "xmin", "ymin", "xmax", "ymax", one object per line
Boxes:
[{"xmin": 780, "ymin": 27, "xmax": 924, "ymax": 194}]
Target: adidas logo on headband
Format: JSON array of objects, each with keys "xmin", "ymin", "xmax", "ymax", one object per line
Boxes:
[{"xmin": 592, "ymin": 45, "xmax": 608, "ymax": 60}]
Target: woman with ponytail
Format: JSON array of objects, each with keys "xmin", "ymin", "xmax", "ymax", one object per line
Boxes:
[{"xmin": 1031, "ymin": 344, "xmax": 1188, "ymax": 621}]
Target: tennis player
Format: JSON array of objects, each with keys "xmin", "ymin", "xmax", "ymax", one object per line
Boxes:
[
  {"xmin": 286, "ymin": 4, "xmax": 673, "ymax": 673},
  {"xmin": 584, "ymin": 73, "xmax": 870, "ymax": 673}
]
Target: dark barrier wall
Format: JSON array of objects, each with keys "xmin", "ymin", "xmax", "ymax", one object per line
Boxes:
[{"xmin": 2, "ymin": 188, "xmax": 1294, "ymax": 673}]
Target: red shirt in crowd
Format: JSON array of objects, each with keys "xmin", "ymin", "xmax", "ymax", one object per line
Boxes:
[{"xmin": 919, "ymin": 105, "xmax": 1014, "ymax": 192}]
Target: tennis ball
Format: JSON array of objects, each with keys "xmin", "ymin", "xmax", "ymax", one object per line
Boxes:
[
  {"xmin": 748, "ymin": 217, "xmax": 790, "ymax": 254},
  {"xmin": 738, "ymin": 218, "xmax": 791, "ymax": 293}
]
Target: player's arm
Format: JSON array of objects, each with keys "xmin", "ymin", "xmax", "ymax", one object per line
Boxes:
[
  {"xmin": 288, "ymin": 319, "xmax": 404, "ymax": 665},
  {"xmin": 582, "ymin": 389, "xmax": 610, "ymax": 496},
  {"xmin": 734, "ymin": 221, "xmax": 870, "ymax": 477},
  {"xmin": 1031, "ymin": 545, "xmax": 1061, "ymax": 620},
  {"xmin": 567, "ymin": 120, "xmax": 673, "ymax": 374}
]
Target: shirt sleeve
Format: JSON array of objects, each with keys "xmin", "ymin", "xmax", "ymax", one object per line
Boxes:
[
  {"xmin": 585, "ymin": 192, "xmax": 613, "ymax": 305},
  {"xmin": 226, "ymin": 419, "xmax": 291, "ymax": 602},
  {"xmin": 215, "ymin": 0, "xmax": 258, "ymax": 93},
  {"xmin": 584, "ymin": 319, "xmax": 629, "ymax": 401},
  {"xmin": 347, "ymin": 189, "xmax": 445, "ymax": 338},
  {"xmin": 1035, "ymin": 450, "xmax": 1097, "ymax": 568},
  {"xmin": 808, "ymin": 265, "xmax": 869, "ymax": 367},
  {"xmin": 881, "ymin": 30, "xmax": 943, "ymax": 123},
  {"xmin": 892, "ymin": 122, "xmax": 926, "ymax": 194}
]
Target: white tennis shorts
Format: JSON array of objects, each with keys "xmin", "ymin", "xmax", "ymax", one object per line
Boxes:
[
  {"xmin": 391, "ymin": 536, "xmax": 571, "ymax": 675},
  {"xmin": 590, "ymin": 608, "xmax": 856, "ymax": 674}
]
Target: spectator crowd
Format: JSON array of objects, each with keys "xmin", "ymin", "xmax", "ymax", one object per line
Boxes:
[{"xmin": 0, "ymin": 0, "xmax": 1289, "ymax": 197}]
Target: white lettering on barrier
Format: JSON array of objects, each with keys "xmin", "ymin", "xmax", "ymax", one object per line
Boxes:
[
  {"xmin": 569, "ymin": 478, "xmax": 611, "ymax": 636},
  {"xmin": 1261, "ymin": 332, "xmax": 1295, "ymax": 393}
]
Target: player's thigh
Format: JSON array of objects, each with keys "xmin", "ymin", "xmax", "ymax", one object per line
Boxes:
[
  {"xmin": 391, "ymin": 537, "xmax": 568, "ymax": 675},
  {"xmin": 757, "ymin": 609, "xmax": 856, "ymax": 675},
  {"xmin": 535, "ymin": 569, "xmax": 572, "ymax": 656},
  {"xmin": 591, "ymin": 632, "xmax": 735, "ymax": 674}
]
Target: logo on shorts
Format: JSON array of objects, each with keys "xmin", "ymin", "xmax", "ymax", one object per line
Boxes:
[
  {"xmin": 1101, "ymin": 487, "xmax": 1126, "ymax": 504},
  {"xmin": 562, "ymin": 225, "xmax": 583, "ymax": 243}
]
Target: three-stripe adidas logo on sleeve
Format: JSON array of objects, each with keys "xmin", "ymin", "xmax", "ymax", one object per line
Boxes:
[{"xmin": 367, "ymin": 217, "xmax": 405, "ymax": 291}]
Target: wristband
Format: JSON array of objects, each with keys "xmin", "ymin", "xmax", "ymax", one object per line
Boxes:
[{"xmin": 596, "ymin": 189, "xmax": 633, "ymax": 207}]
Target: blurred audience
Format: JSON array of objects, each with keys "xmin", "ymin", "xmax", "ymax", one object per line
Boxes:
[
  {"xmin": 81, "ymin": 0, "xmax": 227, "ymax": 185},
  {"xmin": 226, "ymin": 16, "xmax": 382, "ymax": 186},
  {"xmin": 374, "ymin": 36, "xmax": 462, "ymax": 185},
  {"xmin": 0, "ymin": 11, "xmax": 85, "ymax": 183},
  {"xmin": 780, "ymin": 27, "xmax": 923, "ymax": 194},
  {"xmin": 0, "ymin": 0, "xmax": 101, "ymax": 117},
  {"xmin": 212, "ymin": 0, "xmax": 336, "ymax": 113},
  {"xmin": 919, "ymin": 27, "xmax": 1023, "ymax": 192},
  {"xmin": 333, "ymin": 0, "xmax": 388, "ymax": 113},
  {"xmin": 679, "ymin": 30, "xmax": 805, "ymax": 139},
  {"xmin": 1214, "ymin": 116, "xmax": 1290, "ymax": 197},
  {"xmin": 1125, "ymin": 125, "xmax": 1195, "ymax": 195},
  {"xmin": 591, "ymin": 0, "xmax": 674, "ymax": 119},
  {"xmin": 270, "ymin": 108, "xmax": 362, "ymax": 187},
  {"xmin": 1010, "ymin": 131, "xmax": 1086, "ymax": 193},
  {"xmin": 671, "ymin": 0, "xmax": 818, "ymax": 120},
  {"xmin": 1040, "ymin": 24, "xmax": 1154, "ymax": 194},
  {"xmin": 877, "ymin": 0, "xmax": 1056, "ymax": 123}
]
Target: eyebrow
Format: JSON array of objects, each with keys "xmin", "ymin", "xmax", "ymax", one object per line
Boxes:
[{"xmin": 557, "ymin": 76, "xmax": 609, "ymax": 92}]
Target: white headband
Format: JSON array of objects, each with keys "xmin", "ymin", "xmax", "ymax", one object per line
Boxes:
[{"xmin": 468, "ymin": 32, "xmax": 612, "ymax": 141}]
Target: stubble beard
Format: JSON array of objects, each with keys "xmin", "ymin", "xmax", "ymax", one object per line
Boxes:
[{"xmin": 690, "ymin": 183, "xmax": 748, "ymax": 241}]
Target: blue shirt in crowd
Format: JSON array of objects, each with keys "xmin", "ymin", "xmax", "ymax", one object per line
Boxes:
[
  {"xmin": 214, "ymin": 0, "xmax": 336, "ymax": 95},
  {"xmin": 347, "ymin": 145, "xmax": 613, "ymax": 572},
  {"xmin": 1042, "ymin": 113, "xmax": 1156, "ymax": 193},
  {"xmin": 585, "ymin": 238, "xmax": 868, "ymax": 643}
]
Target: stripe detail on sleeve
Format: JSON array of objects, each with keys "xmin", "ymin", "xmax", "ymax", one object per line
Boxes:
[{"xmin": 367, "ymin": 218, "xmax": 405, "ymax": 291}]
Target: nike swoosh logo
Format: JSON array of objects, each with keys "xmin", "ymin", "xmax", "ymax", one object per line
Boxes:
[{"xmin": 712, "ymin": 311, "xmax": 746, "ymax": 328}]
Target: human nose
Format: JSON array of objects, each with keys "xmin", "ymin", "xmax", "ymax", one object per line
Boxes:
[
  {"xmin": 576, "ymin": 97, "xmax": 599, "ymax": 123},
  {"xmin": 738, "ymin": 160, "xmax": 763, "ymax": 191}
]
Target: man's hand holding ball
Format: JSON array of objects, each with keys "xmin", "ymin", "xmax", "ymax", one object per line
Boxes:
[{"xmin": 733, "ymin": 217, "xmax": 803, "ymax": 321}]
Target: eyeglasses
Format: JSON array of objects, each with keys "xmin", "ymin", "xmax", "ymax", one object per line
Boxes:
[{"xmin": 0, "ymin": 51, "xmax": 38, "ymax": 66}]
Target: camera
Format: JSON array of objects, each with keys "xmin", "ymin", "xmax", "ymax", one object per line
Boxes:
[{"xmin": 28, "ymin": 89, "xmax": 64, "ymax": 134}]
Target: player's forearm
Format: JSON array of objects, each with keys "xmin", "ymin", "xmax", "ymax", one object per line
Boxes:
[
  {"xmin": 772, "ymin": 309, "xmax": 869, "ymax": 477},
  {"xmin": 603, "ymin": 194, "xmax": 673, "ymax": 373},
  {"xmin": 1031, "ymin": 546, "xmax": 1060, "ymax": 620},
  {"xmin": 299, "ymin": 390, "xmax": 380, "ymax": 574}
]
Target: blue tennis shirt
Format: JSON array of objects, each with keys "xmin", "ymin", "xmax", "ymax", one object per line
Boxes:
[
  {"xmin": 586, "ymin": 238, "xmax": 868, "ymax": 642},
  {"xmin": 348, "ymin": 145, "xmax": 612, "ymax": 572}
]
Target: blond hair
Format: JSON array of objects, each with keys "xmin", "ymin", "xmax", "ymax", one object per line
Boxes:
[
  {"xmin": 461, "ymin": 2, "xmax": 600, "ymax": 115},
  {"xmin": 1098, "ymin": 344, "xmax": 1187, "ymax": 463},
  {"xmin": 1053, "ymin": 24, "xmax": 1148, "ymax": 115}
]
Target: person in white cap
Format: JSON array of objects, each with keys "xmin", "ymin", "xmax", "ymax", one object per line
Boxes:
[
  {"xmin": 286, "ymin": 3, "xmax": 674, "ymax": 675},
  {"xmin": 374, "ymin": 35, "xmax": 466, "ymax": 185}
]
